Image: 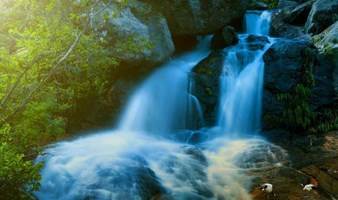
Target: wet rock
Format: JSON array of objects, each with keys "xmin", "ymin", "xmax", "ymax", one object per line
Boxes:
[
  {"xmin": 191, "ymin": 51, "xmax": 226, "ymax": 126},
  {"xmin": 91, "ymin": 0, "xmax": 174, "ymax": 67},
  {"xmin": 250, "ymin": 166, "xmax": 332, "ymax": 200},
  {"xmin": 211, "ymin": 26, "xmax": 239, "ymax": 50},
  {"xmin": 157, "ymin": 146, "xmax": 213, "ymax": 199},
  {"xmin": 305, "ymin": 0, "xmax": 338, "ymax": 35},
  {"xmin": 182, "ymin": 146, "xmax": 208, "ymax": 166},
  {"xmin": 171, "ymin": 130, "xmax": 210, "ymax": 144},
  {"xmin": 302, "ymin": 158, "xmax": 338, "ymax": 197},
  {"xmin": 235, "ymin": 140, "xmax": 288, "ymax": 169},
  {"xmin": 284, "ymin": 0, "xmax": 316, "ymax": 26},
  {"xmin": 144, "ymin": 0, "xmax": 248, "ymax": 36},
  {"xmin": 81, "ymin": 156, "xmax": 166, "ymax": 200},
  {"xmin": 246, "ymin": 34, "xmax": 270, "ymax": 50}
]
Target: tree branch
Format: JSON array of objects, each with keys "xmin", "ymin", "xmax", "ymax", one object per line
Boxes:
[{"xmin": 0, "ymin": 32, "xmax": 82, "ymax": 125}]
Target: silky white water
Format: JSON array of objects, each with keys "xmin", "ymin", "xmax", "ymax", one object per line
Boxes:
[
  {"xmin": 217, "ymin": 10, "xmax": 273, "ymax": 135},
  {"xmin": 245, "ymin": 10, "xmax": 272, "ymax": 35},
  {"xmin": 118, "ymin": 37, "xmax": 211, "ymax": 134},
  {"xmin": 36, "ymin": 11, "xmax": 287, "ymax": 200}
]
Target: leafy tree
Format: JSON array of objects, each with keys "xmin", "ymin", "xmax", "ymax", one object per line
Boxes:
[{"xmin": 0, "ymin": 0, "xmax": 132, "ymax": 197}]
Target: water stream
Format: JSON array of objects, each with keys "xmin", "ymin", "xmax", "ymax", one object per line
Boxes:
[{"xmin": 36, "ymin": 11, "xmax": 287, "ymax": 200}]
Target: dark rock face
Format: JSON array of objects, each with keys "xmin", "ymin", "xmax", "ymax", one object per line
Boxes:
[
  {"xmin": 263, "ymin": 38, "xmax": 336, "ymax": 129},
  {"xmin": 190, "ymin": 51, "xmax": 226, "ymax": 126},
  {"xmin": 263, "ymin": 39, "xmax": 314, "ymax": 92},
  {"xmin": 305, "ymin": 0, "xmax": 338, "ymax": 35},
  {"xmin": 284, "ymin": 0, "xmax": 315, "ymax": 26},
  {"xmin": 144, "ymin": 0, "xmax": 248, "ymax": 36},
  {"xmin": 311, "ymin": 54, "xmax": 336, "ymax": 107},
  {"xmin": 172, "ymin": 35, "xmax": 198, "ymax": 53},
  {"xmin": 314, "ymin": 22, "xmax": 338, "ymax": 97},
  {"xmin": 211, "ymin": 26, "xmax": 239, "ymax": 50}
]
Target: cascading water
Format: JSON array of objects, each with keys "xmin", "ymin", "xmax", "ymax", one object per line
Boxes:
[
  {"xmin": 36, "ymin": 11, "xmax": 287, "ymax": 200},
  {"xmin": 217, "ymin": 10, "xmax": 274, "ymax": 135},
  {"xmin": 245, "ymin": 10, "xmax": 272, "ymax": 35},
  {"xmin": 118, "ymin": 37, "xmax": 211, "ymax": 134}
]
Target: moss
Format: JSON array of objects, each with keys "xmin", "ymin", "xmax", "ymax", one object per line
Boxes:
[
  {"xmin": 313, "ymin": 106, "xmax": 338, "ymax": 133},
  {"xmin": 267, "ymin": 47, "xmax": 337, "ymax": 134},
  {"xmin": 196, "ymin": 66, "xmax": 213, "ymax": 75},
  {"xmin": 205, "ymin": 87, "xmax": 213, "ymax": 96},
  {"xmin": 268, "ymin": 48, "xmax": 317, "ymax": 132},
  {"xmin": 260, "ymin": 0, "xmax": 279, "ymax": 9}
]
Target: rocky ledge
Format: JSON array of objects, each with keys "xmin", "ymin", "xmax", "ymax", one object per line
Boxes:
[{"xmin": 251, "ymin": 131, "xmax": 338, "ymax": 199}]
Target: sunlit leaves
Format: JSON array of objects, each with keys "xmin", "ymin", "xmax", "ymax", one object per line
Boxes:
[{"xmin": 0, "ymin": 0, "xmax": 120, "ymax": 197}]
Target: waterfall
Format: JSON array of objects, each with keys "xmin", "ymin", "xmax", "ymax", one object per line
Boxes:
[
  {"xmin": 245, "ymin": 10, "xmax": 272, "ymax": 35},
  {"xmin": 217, "ymin": 11, "xmax": 274, "ymax": 135},
  {"xmin": 36, "ymin": 11, "xmax": 288, "ymax": 200},
  {"xmin": 118, "ymin": 37, "xmax": 211, "ymax": 134}
]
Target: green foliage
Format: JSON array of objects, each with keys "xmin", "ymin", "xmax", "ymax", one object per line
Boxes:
[
  {"xmin": 0, "ymin": 125, "xmax": 42, "ymax": 200},
  {"xmin": 0, "ymin": 0, "xmax": 132, "ymax": 197},
  {"xmin": 267, "ymin": 48, "xmax": 337, "ymax": 134},
  {"xmin": 276, "ymin": 84, "xmax": 315, "ymax": 131},
  {"xmin": 268, "ymin": 48, "xmax": 317, "ymax": 132},
  {"xmin": 314, "ymin": 106, "xmax": 338, "ymax": 133}
]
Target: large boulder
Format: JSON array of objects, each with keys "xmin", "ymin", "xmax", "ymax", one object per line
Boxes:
[
  {"xmin": 284, "ymin": 0, "xmax": 316, "ymax": 26},
  {"xmin": 305, "ymin": 0, "xmax": 338, "ymax": 35},
  {"xmin": 270, "ymin": 9, "xmax": 306, "ymax": 39},
  {"xmin": 190, "ymin": 51, "xmax": 226, "ymax": 126},
  {"xmin": 143, "ymin": 0, "xmax": 248, "ymax": 36},
  {"xmin": 314, "ymin": 22, "xmax": 338, "ymax": 96},
  {"xmin": 210, "ymin": 26, "xmax": 239, "ymax": 50},
  {"xmin": 263, "ymin": 39, "xmax": 314, "ymax": 92},
  {"xmin": 91, "ymin": 0, "xmax": 174, "ymax": 67},
  {"xmin": 263, "ymin": 38, "xmax": 336, "ymax": 128}
]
